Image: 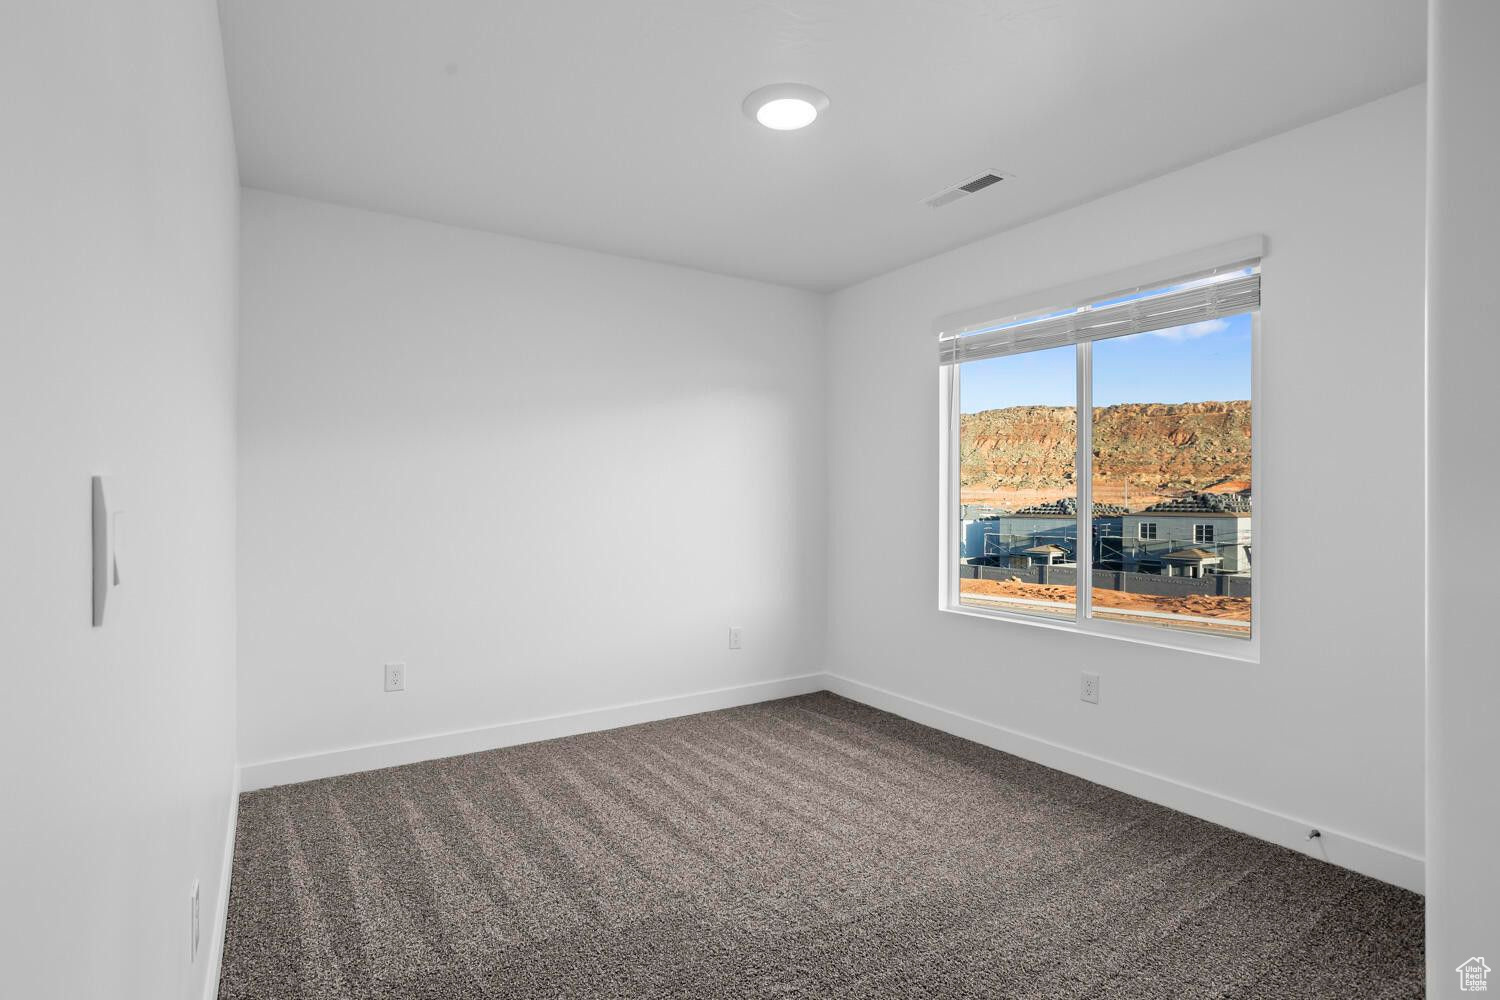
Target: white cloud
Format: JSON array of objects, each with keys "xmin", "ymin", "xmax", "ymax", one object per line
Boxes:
[{"xmin": 1142, "ymin": 318, "xmax": 1229, "ymax": 341}]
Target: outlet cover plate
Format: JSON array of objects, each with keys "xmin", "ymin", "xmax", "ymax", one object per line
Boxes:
[
  {"xmin": 1080, "ymin": 672, "xmax": 1100, "ymax": 704},
  {"xmin": 384, "ymin": 662, "xmax": 406, "ymax": 692}
]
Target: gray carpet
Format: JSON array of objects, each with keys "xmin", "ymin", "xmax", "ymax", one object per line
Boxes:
[{"xmin": 218, "ymin": 692, "xmax": 1423, "ymax": 999}]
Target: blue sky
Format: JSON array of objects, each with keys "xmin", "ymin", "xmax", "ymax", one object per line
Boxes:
[{"xmin": 959, "ymin": 312, "xmax": 1252, "ymax": 412}]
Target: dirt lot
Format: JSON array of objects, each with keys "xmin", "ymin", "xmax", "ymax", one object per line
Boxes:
[
  {"xmin": 960, "ymin": 477, "xmax": 1250, "ymax": 513},
  {"xmin": 959, "ymin": 576, "xmax": 1250, "ymax": 622},
  {"xmin": 960, "ymin": 486, "xmax": 1177, "ymax": 511}
]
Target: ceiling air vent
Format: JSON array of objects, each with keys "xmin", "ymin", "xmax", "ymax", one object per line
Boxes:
[{"xmin": 924, "ymin": 170, "xmax": 1011, "ymax": 209}]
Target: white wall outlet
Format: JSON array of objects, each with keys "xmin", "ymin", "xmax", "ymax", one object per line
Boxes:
[
  {"xmin": 1080, "ymin": 671, "xmax": 1100, "ymax": 704},
  {"xmin": 384, "ymin": 662, "xmax": 406, "ymax": 692},
  {"xmin": 189, "ymin": 879, "xmax": 200, "ymax": 963},
  {"xmin": 728, "ymin": 626, "xmax": 743, "ymax": 650}
]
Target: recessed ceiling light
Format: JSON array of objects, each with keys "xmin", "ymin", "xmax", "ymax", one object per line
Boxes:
[{"xmin": 742, "ymin": 83, "xmax": 830, "ymax": 131}]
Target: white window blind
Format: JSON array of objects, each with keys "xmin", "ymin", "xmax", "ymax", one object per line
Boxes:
[{"xmin": 937, "ymin": 240, "xmax": 1264, "ymax": 366}]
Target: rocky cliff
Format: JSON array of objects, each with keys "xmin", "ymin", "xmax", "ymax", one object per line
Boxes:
[{"xmin": 959, "ymin": 401, "xmax": 1250, "ymax": 506}]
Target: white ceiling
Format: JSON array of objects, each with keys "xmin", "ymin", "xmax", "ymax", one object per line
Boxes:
[{"xmin": 219, "ymin": 1, "xmax": 1425, "ymax": 292}]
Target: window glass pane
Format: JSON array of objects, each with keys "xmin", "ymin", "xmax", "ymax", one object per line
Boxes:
[
  {"xmin": 1089, "ymin": 313, "xmax": 1253, "ymax": 638},
  {"xmin": 957, "ymin": 345, "xmax": 1077, "ymax": 620}
]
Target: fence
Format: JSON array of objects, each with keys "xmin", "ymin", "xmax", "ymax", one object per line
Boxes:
[{"xmin": 959, "ymin": 562, "xmax": 1251, "ymax": 599}]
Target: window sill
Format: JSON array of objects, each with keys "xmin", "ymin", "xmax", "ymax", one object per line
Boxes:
[{"xmin": 939, "ymin": 601, "xmax": 1260, "ymax": 664}]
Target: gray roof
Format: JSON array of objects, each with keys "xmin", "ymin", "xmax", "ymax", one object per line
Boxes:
[
  {"xmin": 1140, "ymin": 491, "xmax": 1252, "ymax": 515},
  {"xmin": 1012, "ymin": 497, "xmax": 1129, "ymax": 518},
  {"xmin": 961, "ymin": 504, "xmax": 1010, "ymax": 520}
]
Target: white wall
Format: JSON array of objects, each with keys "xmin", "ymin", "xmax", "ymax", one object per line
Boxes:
[
  {"xmin": 0, "ymin": 4, "xmax": 240, "ymax": 1000},
  {"xmin": 237, "ymin": 191, "xmax": 826, "ymax": 774},
  {"xmin": 824, "ymin": 88, "xmax": 1427, "ymax": 884},
  {"xmin": 1426, "ymin": 0, "xmax": 1500, "ymax": 991}
]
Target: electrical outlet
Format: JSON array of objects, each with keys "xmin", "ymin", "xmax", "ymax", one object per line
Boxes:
[
  {"xmin": 384, "ymin": 662, "xmax": 406, "ymax": 692},
  {"xmin": 728, "ymin": 626, "xmax": 743, "ymax": 650},
  {"xmin": 189, "ymin": 879, "xmax": 200, "ymax": 963},
  {"xmin": 1080, "ymin": 672, "xmax": 1100, "ymax": 704}
]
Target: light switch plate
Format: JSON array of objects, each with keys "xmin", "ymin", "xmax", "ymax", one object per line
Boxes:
[
  {"xmin": 189, "ymin": 879, "xmax": 200, "ymax": 963},
  {"xmin": 92, "ymin": 476, "xmax": 122, "ymax": 627}
]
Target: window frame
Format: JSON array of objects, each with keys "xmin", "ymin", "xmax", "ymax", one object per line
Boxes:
[
  {"xmin": 936, "ymin": 240, "xmax": 1262, "ymax": 663},
  {"xmin": 1194, "ymin": 523, "xmax": 1215, "ymax": 544},
  {"xmin": 1138, "ymin": 522, "xmax": 1158, "ymax": 540}
]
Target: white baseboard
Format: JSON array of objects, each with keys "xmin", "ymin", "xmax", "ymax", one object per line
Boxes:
[
  {"xmin": 239, "ymin": 673, "xmax": 826, "ymax": 792},
  {"xmin": 822, "ymin": 673, "xmax": 1424, "ymax": 894},
  {"xmin": 202, "ymin": 766, "xmax": 240, "ymax": 1000}
]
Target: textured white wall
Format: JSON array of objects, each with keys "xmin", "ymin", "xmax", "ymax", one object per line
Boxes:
[
  {"xmin": 824, "ymin": 89, "xmax": 1427, "ymax": 869},
  {"xmin": 1426, "ymin": 0, "xmax": 1500, "ymax": 991},
  {"xmin": 237, "ymin": 190, "xmax": 827, "ymax": 769},
  {"xmin": 0, "ymin": 3, "xmax": 241, "ymax": 999}
]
